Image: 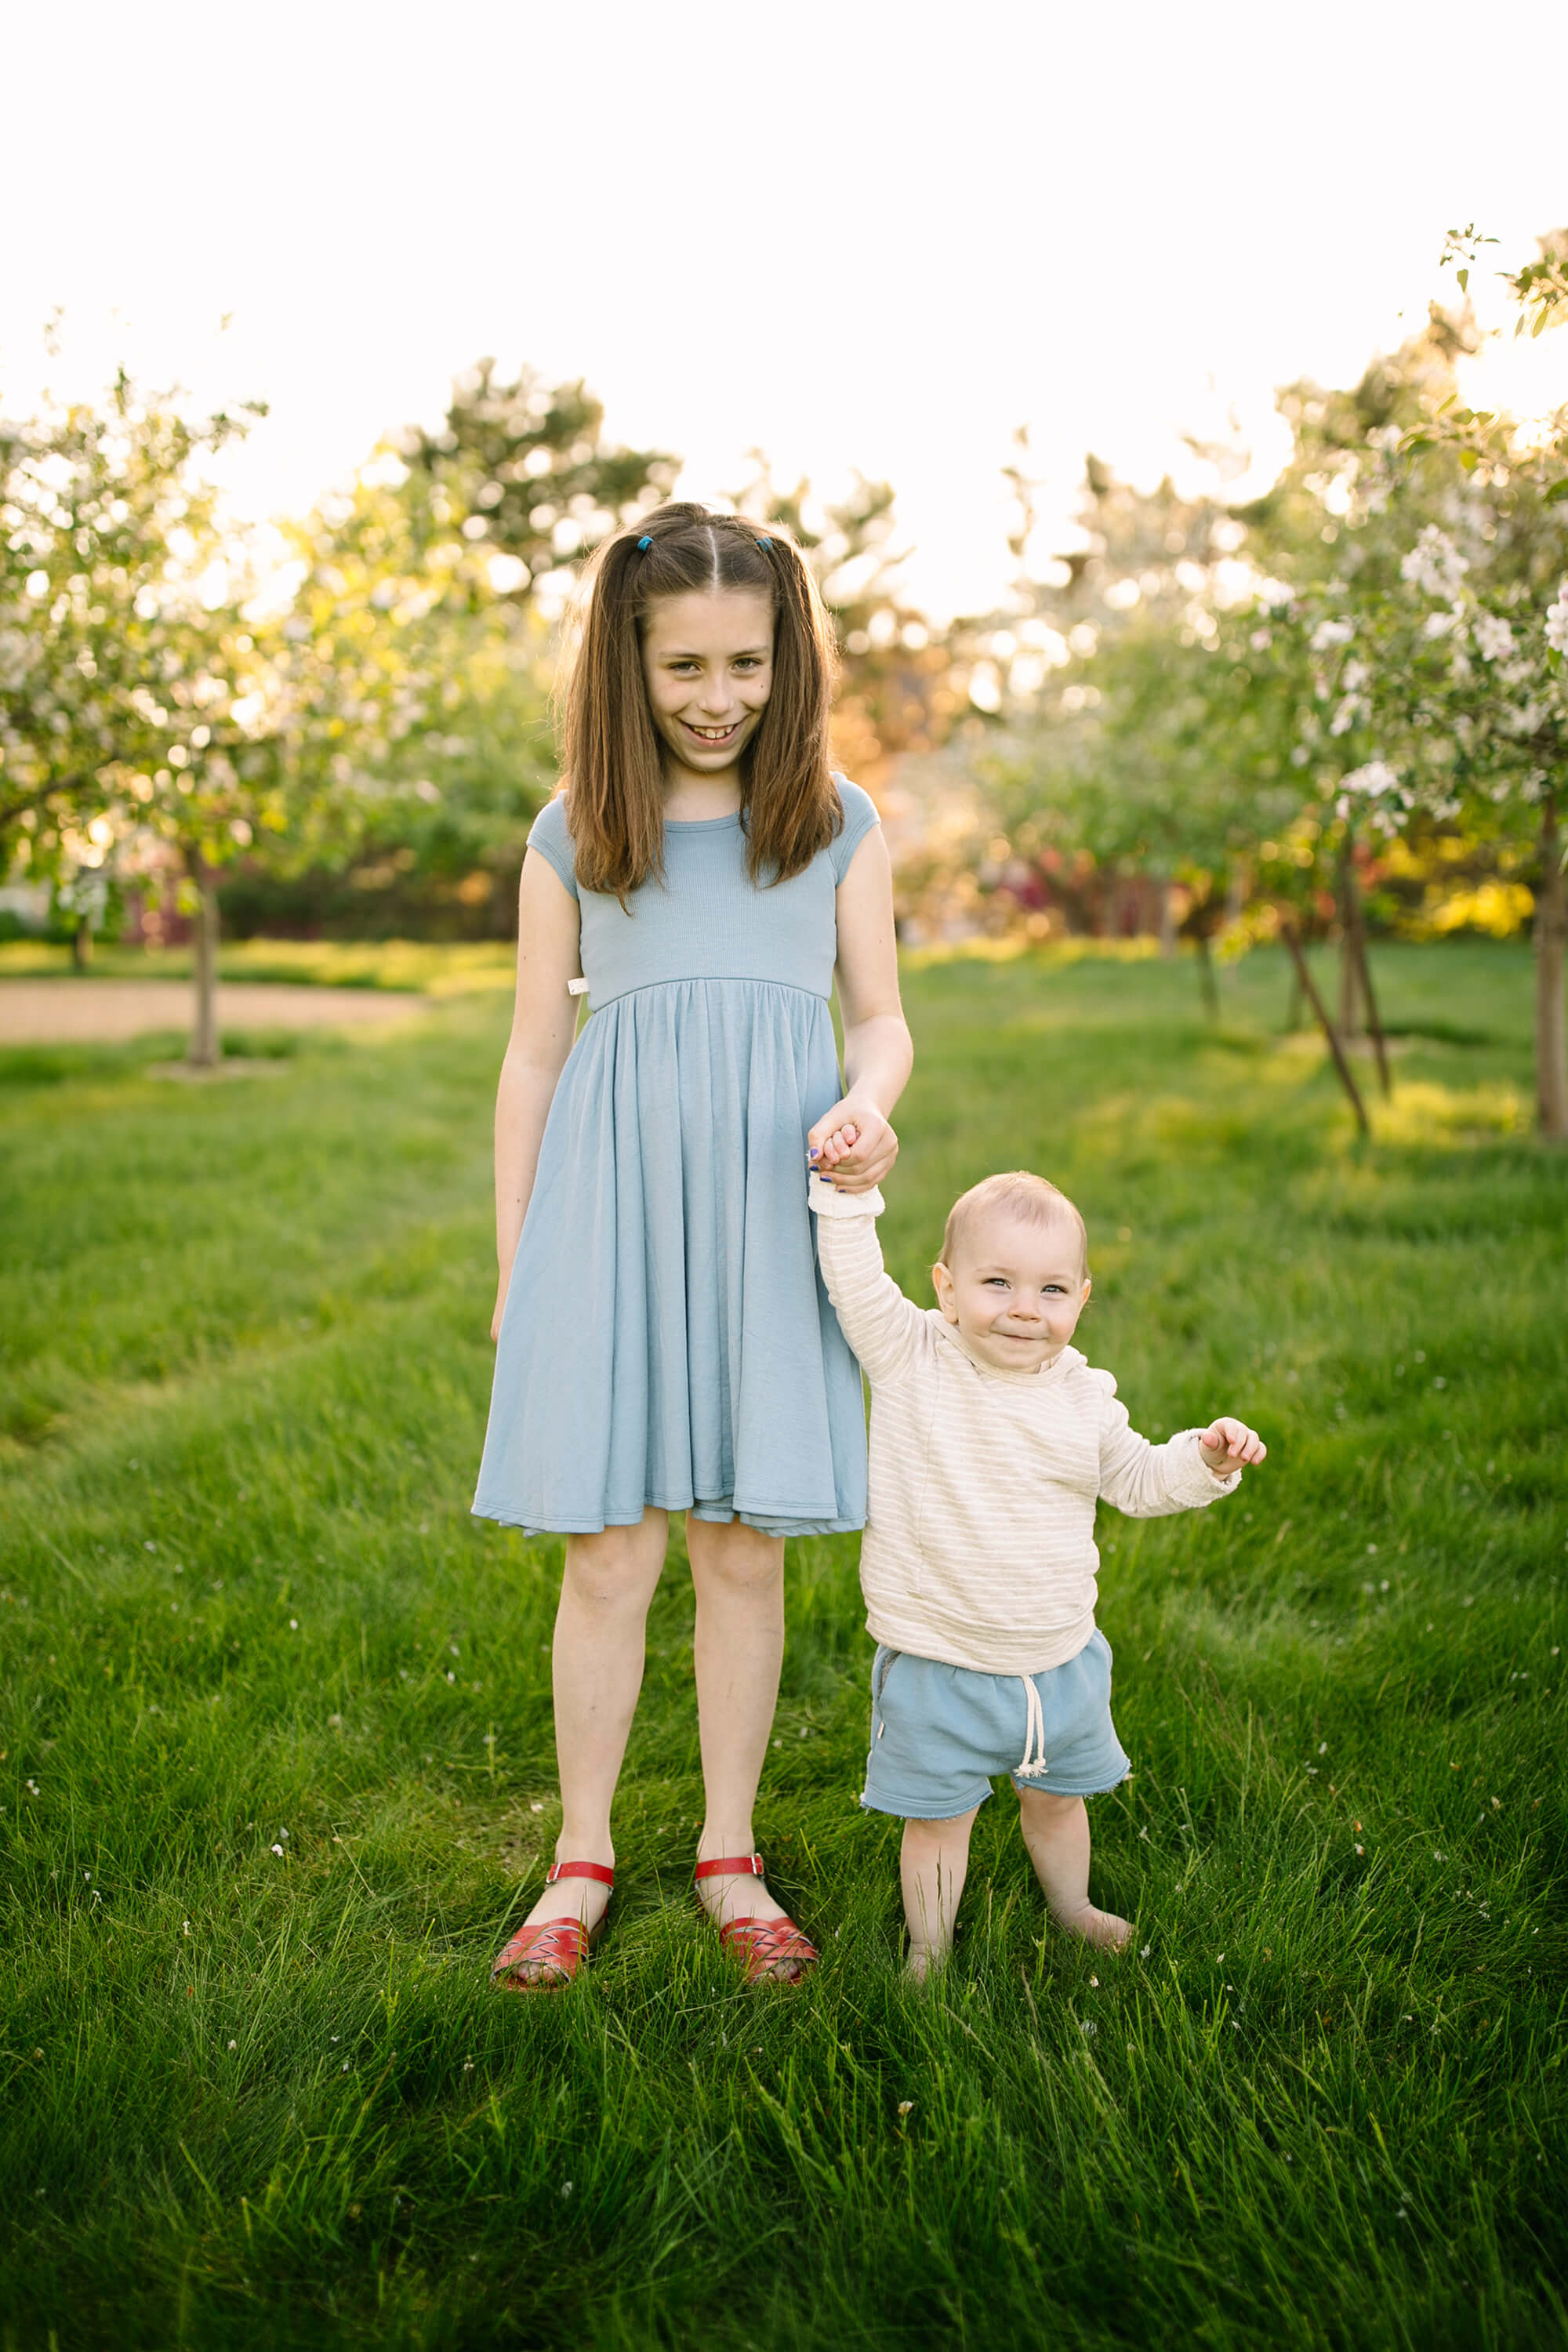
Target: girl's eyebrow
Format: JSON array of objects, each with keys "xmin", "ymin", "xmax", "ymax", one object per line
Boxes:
[{"xmin": 660, "ymin": 646, "xmax": 770, "ymax": 661}]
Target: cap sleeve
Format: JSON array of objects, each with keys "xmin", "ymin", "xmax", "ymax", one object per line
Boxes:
[
  {"xmin": 829, "ymin": 776, "xmax": 880, "ymax": 884},
  {"xmin": 526, "ymin": 793, "xmax": 579, "ymax": 900}
]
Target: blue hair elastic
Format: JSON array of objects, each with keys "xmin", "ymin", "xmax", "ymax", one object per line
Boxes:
[
  {"xmin": 757, "ymin": 536, "xmax": 772, "ymax": 548},
  {"xmin": 637, "ymin": 535, "xmax": 652, "ymax": 550}
]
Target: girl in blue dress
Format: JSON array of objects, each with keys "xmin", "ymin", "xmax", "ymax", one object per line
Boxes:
[{"xmin": 475, "ymin": 504, "xmax": 912, "ymax": 1988}]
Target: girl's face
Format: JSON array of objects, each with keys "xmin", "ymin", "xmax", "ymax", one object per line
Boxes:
[{"xmin": 641, "ymin": 590, "xmax": 775, "ymax": 775}]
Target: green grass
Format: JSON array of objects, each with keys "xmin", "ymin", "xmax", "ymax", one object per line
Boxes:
[
  {"xmin": 2, "ymin": 938, "xmax": 1564, "ymax": 2350},
  {"xmin": 0, "ymin": 936, "xmax": 517, "ymax": 993}
]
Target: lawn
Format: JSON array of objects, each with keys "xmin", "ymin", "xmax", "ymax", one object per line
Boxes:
[{"xmin": 2, "ymin": 939, "xmax": 1564, "ymax": 2350}]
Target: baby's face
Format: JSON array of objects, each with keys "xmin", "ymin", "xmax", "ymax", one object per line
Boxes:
[{"xmin": 932, "ymin": 1208, "xmax": 1090, "ymax": 1375}]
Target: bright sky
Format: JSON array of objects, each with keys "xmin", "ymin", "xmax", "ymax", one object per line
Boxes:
[{"xmin": 5, "ymin": 0, "xmax": 1567, "ymax": 618}]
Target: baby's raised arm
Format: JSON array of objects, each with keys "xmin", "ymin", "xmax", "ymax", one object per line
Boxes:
[{"xmin": 808, "ymin": 1174, "xmax": 925, "ymax": 1385}]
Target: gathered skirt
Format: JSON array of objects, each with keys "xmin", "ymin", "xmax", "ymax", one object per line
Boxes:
[{"xmin": 472, "ymin": 978, "xmax": 869, "ymax": 1538}]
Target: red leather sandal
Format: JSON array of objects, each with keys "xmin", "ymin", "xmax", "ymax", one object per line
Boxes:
[
  {"xmin": 490, "ymin": 1860, "xmax": 614, "ymax": 1991},
  {"xmin": 693, "ymin": 1852, "xmax": 818, "ymax": 1986}
]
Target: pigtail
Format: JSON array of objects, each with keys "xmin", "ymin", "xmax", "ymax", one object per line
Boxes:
[
  {"xmin": 739, "ymin": 532, "xmax": 840, "ymax": 883},
  {"xmin": 559, "ymin": 530, "xmax": 668, "ymax": 905}
]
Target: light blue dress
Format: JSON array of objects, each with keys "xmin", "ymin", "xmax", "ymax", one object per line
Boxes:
[{"xmin": 472, "ymin": 779, "xmax": 880, "ymax": 1539}]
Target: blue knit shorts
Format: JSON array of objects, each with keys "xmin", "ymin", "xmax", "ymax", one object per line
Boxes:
[{"xmin": 861, "ymin": 1629, "xmax": 1130, "ymax": 1820}]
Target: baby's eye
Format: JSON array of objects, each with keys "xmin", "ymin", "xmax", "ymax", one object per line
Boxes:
[{"xmin": 984, "ymin": 1277, "xmax": 1008, "ymax": 1289}]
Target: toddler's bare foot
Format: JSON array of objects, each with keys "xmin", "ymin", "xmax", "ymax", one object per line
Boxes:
[
  {"xmin": 905, "ymin": 1945, "xmax": 949, "ymax": 1986},
  {"xmin": 1051, "ymin": 1902, "xmax": 1131, "ymax": 1951}
]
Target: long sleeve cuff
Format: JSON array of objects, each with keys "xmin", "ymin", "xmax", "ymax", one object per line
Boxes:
[{"xmin": 808, "ymin": 1172, "xmax": 886, "ymax": 1218}]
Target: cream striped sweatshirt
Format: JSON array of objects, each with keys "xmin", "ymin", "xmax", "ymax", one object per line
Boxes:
[{"xmin": 810, "ymin": 1176, "xmax": 1239, "ymax": 1675}]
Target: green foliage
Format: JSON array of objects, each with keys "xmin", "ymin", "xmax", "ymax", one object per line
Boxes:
[
  {"xmin": 396, "ymin": 358, "xmax": 679, "ymax": 603},
  {"xmin": 2, "ymin": 944, "xmax": 1564, "ymax": 2347},
  {"xmin": 0, "ymin": 373, "xmax": 279, "ymax": 888}
]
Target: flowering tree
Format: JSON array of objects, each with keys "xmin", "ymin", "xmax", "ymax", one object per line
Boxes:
[
  {"xmin": 1267, "ymin": 234, "xmax": 1568, "ymax": 1138},
  {"xmin": 0, "ymin": 374, "xmax": 392, "ymax": 1058}
]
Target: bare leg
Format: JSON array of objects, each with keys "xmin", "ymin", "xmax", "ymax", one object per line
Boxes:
[
  {"xmin": 686, "ymin": 1515, "xmax": 797, "ymax": 1955},
  {"xmin": 900, "ymin": 1808, "xmax": 980, "ymax": 1983},
  {"xmin": 1016, "ymin": 1787, "xmax": 1130, "ymax": 1949},
  {"xmin": 506, "ymin": 1509, "xmax": 669, "ymax": 1971}
]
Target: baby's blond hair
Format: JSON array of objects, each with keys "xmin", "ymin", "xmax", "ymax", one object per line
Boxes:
[{"xmin": 939, "ymin": 1171, "xmax": 1088, "ymax": 1277}]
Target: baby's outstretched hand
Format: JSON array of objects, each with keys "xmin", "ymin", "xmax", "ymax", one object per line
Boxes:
[{"xmin": 1198, "ymin": 1417, "xmax": 1266, "ymax": 1473}]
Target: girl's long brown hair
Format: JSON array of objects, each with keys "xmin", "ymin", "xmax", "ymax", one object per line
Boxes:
[{"xmin": 557, "ymin": 502, "xmax": 841, "ymax": 900}]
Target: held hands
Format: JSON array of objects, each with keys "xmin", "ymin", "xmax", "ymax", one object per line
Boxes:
[
  {"xmin": 1198, "ymin": 1417, "xmax": 1267, "ymax": 1475},
  {"xmin": 808, "ymin": 1099, "xmax": 898, "ymax": 1191}
]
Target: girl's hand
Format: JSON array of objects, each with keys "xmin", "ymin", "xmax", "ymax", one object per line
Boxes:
[
  {"xmin": 808, "ymin": 1100, "xmax": 898, "ymax": 1190},
  {"xmin": 1198, "ymin": 1417, "xmax": 1267, "ymax": 1473}
]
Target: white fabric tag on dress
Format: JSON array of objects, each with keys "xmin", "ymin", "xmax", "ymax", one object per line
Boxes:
[{"xmin": 568, "ymin": 978, "xmax": 590, "ymax": 996}]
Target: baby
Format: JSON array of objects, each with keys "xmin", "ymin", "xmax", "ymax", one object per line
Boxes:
[{"xmin": 809, "ymin": 1144, "xmax": 1265, "ymax": 1980}]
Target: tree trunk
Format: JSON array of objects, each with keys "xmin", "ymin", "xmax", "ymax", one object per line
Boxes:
[
  {"xmin": 1280, "ymin": 919, "xmax": 1370, "ymax": 1138},
  {"xmin": 1339, "ymin": 857, "xmax": 1391, "ymax": 1099},
  {"xmin": 189, "ymin": 866, "xmax": 220, "ymax": 1067},
  {"xmin": 1336, "ymin": 851, "xmax": 1363, "ymax": 1040},
  {"xmin": 1350, "ymin": 919, "xmax": 1391, "ymax": 1100},
  {"xmin": 1537, "ymin": 790, "xmax": 1567, "ymax": 1142},
  {"xmin": 1283, "ymin": 960, "xmax": 1305, "ymax": 1033},
  {"xmin": 1159, "ymin": 882, "xmax": 1177, "ymax": 960},
  {"xmin": 72, "ymin": 914, "xmax": 93, "ymax": 971},
  {"xmin": 1195, "ymin": 929, "xmax": 1220, "ymax": 1017}
]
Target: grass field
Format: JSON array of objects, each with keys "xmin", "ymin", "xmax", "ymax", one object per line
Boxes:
[{"xmin": 2, "ymin": 939, "xmax": 1564, "ymax": 2351}]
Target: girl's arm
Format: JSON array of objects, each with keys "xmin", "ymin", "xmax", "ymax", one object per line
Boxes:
[
  {"xmin": 491, "ymin": 850, "xmax": 583, "ymax": 1340},
  {"xmin": 808, "ymin": 826, "xmax": 913, "ymax": 1192}
]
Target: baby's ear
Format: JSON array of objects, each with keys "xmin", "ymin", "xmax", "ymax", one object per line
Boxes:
[{"xmin": 931, "ymin": 1260, "xmax": 958, "ymax": 1319}]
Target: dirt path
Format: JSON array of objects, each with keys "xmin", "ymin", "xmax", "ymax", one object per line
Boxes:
[{"xmin": 0, "ymin": 979, "xmax": 435, "ymax": 1044}]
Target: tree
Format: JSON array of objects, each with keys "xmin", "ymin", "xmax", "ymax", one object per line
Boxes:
[
  {"xmin": 0, "ymin": 372, "xmax": 261, "ymax": 964},
  {"xmin": 393, "ymin": 358, "xmax": 679, "ymax": 608},
  {"xmin": 1258, "ymin": 234, "xmax": 1568, "ymax": 1136}
]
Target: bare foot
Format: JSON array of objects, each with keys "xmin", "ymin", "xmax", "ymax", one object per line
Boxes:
[
  {"xmin": 904, "ymin": 1947, "xmax": 949, "ymax": 1987},
  {"xmin": 1050, "ymin": 1902, "xmax": 1131, "ymax": 1951}
]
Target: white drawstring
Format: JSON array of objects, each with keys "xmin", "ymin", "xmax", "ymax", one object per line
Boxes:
[{"xmin": 1016, "ymin": 1675, "xmax": 1049, "ymax": 1778}]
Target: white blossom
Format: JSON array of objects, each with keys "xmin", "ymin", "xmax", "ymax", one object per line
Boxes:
[
  {"xmin": 1310, "ymin": 617, "xmax": 1354, "ymax": 652},
  {"xmin": 1401, "ymin": 525, "xmax": 1468, "ymax": 599},
  {"xmin": 1472, "ymin": 612, "xmax": 1515, "ymax": 662},
  {"xmin": 1341, "ymin": 760, "xmax": 1400, "ymax": 800},
  {"xmin": 1546, "ymin": 582, "xmax": 1568, "ymax": 658}
]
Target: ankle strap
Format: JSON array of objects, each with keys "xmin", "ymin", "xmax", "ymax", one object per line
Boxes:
[
  {"xmin": 544, "ymin": 1860, "xmax": 615, "ymax": 1887},
  {"xmin": 694, "ymin": 1851, "xmax": 764, "ymax": 1882}
]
